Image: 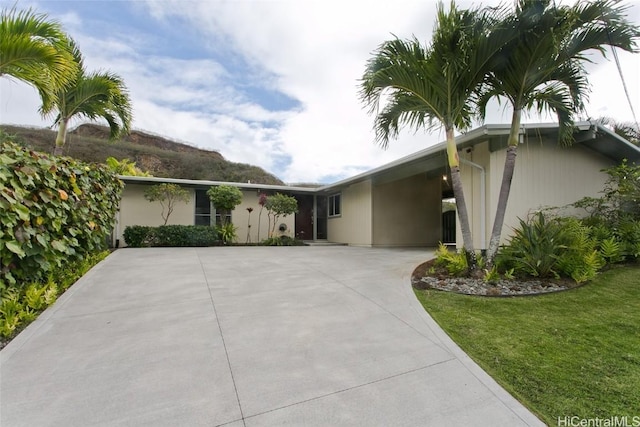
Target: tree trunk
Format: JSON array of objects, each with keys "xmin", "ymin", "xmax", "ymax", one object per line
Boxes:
[
  {"xmin": 486, "ymin": 109, "xmax": 522, "ymax": 265},
  {"xmin": 53, "ymin": 118, "xmax": 68, "ymax": 156},
  {"xmin": 446, "ymin": 127, "xmax": 475, "ymax": 266}
]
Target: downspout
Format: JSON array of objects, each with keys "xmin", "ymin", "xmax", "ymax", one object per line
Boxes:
[
  {"xmin": 460, "ymin": 158, "xmax": 486, "ymax": 251},
  {"xmin": 313, "ymin": 195, "xmax": 317, "ymax": 241}
]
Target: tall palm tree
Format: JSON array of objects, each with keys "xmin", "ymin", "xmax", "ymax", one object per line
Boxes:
[
  {"xmin": 51, "ymin": 41, "xmax": 132, "ymax": 155},
  {"xmin": 360, "ymin": 2, "xmax": 506, "ymax": 262},
  {"xmin": 480, "ymin": 0, "xmax": 640, "ymax": 264},
  {"xmin": 0, "ymin": 8, "xmax": 77, "ymax": 113}
]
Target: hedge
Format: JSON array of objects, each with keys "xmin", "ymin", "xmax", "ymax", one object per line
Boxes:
[
  {"xmin": 123, "ymin": 225, "xmax": 220, "ymax": 247},
  {"xmin": 0, "ymin": 141, "xmax": 123, "ymax": 288}
]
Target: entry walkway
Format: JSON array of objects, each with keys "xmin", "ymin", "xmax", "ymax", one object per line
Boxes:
[{"xmin": 1, "ymin": 247, "xmax": 543, "ymax": 426}]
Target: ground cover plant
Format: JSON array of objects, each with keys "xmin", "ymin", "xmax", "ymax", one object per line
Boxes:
[
  {"xmin": 414, "ymin": 264, "xmax": 640, "ymax": 425},
  {"xmin": 0, "ymin": 250, "xmax": 109, "ymax": 349}
]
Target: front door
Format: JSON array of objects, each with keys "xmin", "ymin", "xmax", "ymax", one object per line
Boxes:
[{"xmin": 295, "ymin": 195, "xmax": 314, "ymax": 240}]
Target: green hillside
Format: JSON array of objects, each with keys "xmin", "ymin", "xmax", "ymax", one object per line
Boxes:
[{"xmin": 1, "ymin": 124, "xmax": 284, "ymax": 185}]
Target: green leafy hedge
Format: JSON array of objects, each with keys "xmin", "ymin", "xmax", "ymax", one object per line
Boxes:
[
  {"xmin": 123, "ymin": 225, "xmax": 219, "ymax": 247},
  {"xmin": 0, "ymin": 141, "xmax": 123, "ymax": 288}
]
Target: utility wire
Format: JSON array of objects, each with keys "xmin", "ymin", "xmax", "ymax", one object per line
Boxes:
[{"xmin": 608, "ymin": 36, "xmax": 640, "ymax": 130}]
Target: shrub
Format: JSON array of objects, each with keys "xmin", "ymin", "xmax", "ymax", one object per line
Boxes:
[
  {"xmin": 207, "ymin": 185, "xmax": 242, "ymax": 226},
  {"xmin": 123, "ymin": 225, "xmax": 219, "ymax": 247},
  {"xmin": 497, "ymin": 213, "xmax": 606, "ymax": 282},
  {"xmin": 123, "ymin": 225, "xmax": 155, "ymax": 247},
  {"xmin": 0, "ymin": 141, "xmax": 123, "ymax": 288},
  {"xmin": 434, "ymin": 242, "xmax": 468, "ymax": 276},
  {"xmin": 217, "ymin": 223, "xmax": 238, "ymax": 245},
  {"xmin": 0, "ymin": 250, "xmax": 109, "ymax": 341},
  {"xmin": 261, "ymin": 235, "xmax": 304, "ymax": 246}
]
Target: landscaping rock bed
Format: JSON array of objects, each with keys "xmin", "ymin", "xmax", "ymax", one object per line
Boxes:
[{"xmin": 412, "ymin": 260, "xmax": 580, "ymax": 296}]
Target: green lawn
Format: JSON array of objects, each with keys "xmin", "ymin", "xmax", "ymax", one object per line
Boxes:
[{"xmin": 414, "ymin": 264, "xmax": 640, "ymax": 425}]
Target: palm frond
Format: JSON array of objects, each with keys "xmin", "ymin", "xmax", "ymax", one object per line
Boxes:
[{"xmin": 0, "ymin": 8, "xmax": 78, "ymax": 109}]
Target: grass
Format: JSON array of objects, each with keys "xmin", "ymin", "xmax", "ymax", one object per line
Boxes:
[{"xmin": 414, "ymin": 263, "xmax": 640, "ymax": 425}]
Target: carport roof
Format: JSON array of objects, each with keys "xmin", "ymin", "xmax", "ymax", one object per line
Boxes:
[
  {"xmin": 119, "ymin": 121, "xmax": 639, "ymax": 194},
  {"xmin": 316, "ymin": 121, "xmax": 640, "ymax": 193}
]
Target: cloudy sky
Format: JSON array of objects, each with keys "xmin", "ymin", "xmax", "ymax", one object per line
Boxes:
[{"xmin": 1, "ymin": 0, "xmax": 639, "ymax": 183}]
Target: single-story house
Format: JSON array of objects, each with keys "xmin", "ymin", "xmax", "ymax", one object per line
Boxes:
[{"xmin": 114, "ymin": 121, "xmax": 640, "ymax": 248}]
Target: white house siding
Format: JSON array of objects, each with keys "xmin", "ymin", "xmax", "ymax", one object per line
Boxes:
[
  {"xmin": 327, "ymin": 180, "xmax": 373, "ymax": 246},
  {"xmin": 372, "ymin": 174, "xmax": 441, "ymax": 247},
  {"xmin": 458, "ymin": 141, "xmax": 491, "ymax": 250},
  {"xmin": 458, "ymin": 138, "xmax": 613, "ymax": 249},
  {"xmin": 493, "ymin": 140, "xmax": 612, "ymax": 234},
  {"xmin": 235, "ymin": 190, "xmax": 295, "ymax": 244},
  {"xmin": 116, "ymin": 184, "xmax": 195, "ymax": 246}
]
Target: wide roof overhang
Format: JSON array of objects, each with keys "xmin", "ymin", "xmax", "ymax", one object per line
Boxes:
[{"xmin": 120, "ymin": 121, "xmax": 640, "ymax": 195}]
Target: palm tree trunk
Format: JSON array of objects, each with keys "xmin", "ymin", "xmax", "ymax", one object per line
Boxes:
[
  {"xmin": 486, "ymin": 109, "xmax": 522, "ymax": 265},
  {"xmin": 53, "ymin": 118, "xmax": 68, "ymax": 156},
  {"xmin": 446, "ymin": 127, "xmax": 475, "ymax": 265}
]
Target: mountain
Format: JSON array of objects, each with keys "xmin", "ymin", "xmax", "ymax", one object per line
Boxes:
[{"xmin": 0, "ymin": 124, "xmax": 284, "ymax": 185}]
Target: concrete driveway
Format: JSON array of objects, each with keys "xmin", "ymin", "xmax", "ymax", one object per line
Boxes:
[{"xmin": 1, "ymin": 246, "xmax": 543, "ymax": 426}]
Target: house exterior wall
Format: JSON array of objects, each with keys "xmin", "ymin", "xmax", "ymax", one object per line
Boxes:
[
  {"xmin": 116, "ymin": 184, "xmax": 195, "ymax": 245},
  {"xmin": 327, "ymin": 180, "xmax": 373, "ymax": 246},
  {"xmin": 458, "ymin": 139, "xmax": 613, "ymax": 249},
  {"xmin": 458, "ymin": 141, "xmax": 491, "ymax": 250},
  {"xmin": 372, "ymin": 174, "xmax": 441, "ymax": 247},
  {"xmin": 116, "ymin": 185, "xmax": 296, "ymax": 246},
  {"xmin": 235, "ymin": 190, "xmax": 295, "ymax": 244}
]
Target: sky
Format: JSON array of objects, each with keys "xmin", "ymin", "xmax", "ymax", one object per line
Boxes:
[{"xmin": 1, "ymin": 0, "xmax": 639, "ymax": 184}]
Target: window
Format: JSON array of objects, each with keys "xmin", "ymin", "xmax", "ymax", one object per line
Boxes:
[
  {"xmin": 194, "ymin": 189, "xmax": 211, "ymax": 226},
  {"xmin": 328, "ymin": 193, "xmax": 341, "ymax": 217},
  {"xmin": 215, "ymin": 212, "xmax": 232, "ymax": 226}
]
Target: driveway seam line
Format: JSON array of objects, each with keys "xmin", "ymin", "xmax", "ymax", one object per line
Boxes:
[
  {"xmin": 243, "ymin": 358, "xmax": 456, "ymax": 421},
  {"xmin": 195, "ymin": 249, "xmax": 247, "ymax": 427}
]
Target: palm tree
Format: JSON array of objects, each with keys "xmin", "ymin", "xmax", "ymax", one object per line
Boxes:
[
  {"xmin": 596, "ymin": 117, "xmax": 639, "ymax": 145},
  {"xmin": 480, "ymin": 0, "xmax": 640, "ymax": 264},
  {"xmin": 360, "ymin": 2, "xmax": 506, "ymax": 262},
  {"xmin": 0, "ymin": 8, "xmax": 77, "ymax": 113},
  {"xmin": 51, "ymin": 41, "xmax": 132, "ymax": 155}
]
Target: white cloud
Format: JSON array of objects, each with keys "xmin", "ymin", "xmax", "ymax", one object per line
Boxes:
[{"xmin": 1, "ymin": 0, "xmax": 639, "ymax": 184}]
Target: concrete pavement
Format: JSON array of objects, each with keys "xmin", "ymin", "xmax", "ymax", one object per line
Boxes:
[{"xmin": 1, "ymin": 247, "xmax": 544, "ymax": 426}]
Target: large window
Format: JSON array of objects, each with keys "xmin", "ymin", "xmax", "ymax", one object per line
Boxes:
[
  {"xmin": 194, "ymin": 189, "xmax": 211, "ymax": 226},
  {"xmin": 328, "ymin": 193, "xmax": 341, "ymax": 217}
]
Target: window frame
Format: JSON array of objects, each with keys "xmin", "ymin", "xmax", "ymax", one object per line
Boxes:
[
  {"xmin": 194, "ymin": 189, "xmax": 211, "ymax": 226},
  {"xmin": 328, "ymin": 193, "xmax": 341, "ymax": 218}
]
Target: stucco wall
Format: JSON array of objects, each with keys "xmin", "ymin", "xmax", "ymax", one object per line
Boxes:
[
  {"xmin": 116, "ymin": 184, "xmax": 195, "ymax": 246},
  {"xmin": 327, "ymin": 180, "xmax": 373, "ymax": 246},
  {"xmin": 116, "ymin": 185, "xmax": 296, "ymax": 246},
  {"xmin": 458, "ymin": 139, "xmax": 613, "ymax": 249},
  {"xmin": 235, "ymin": 190, "xmax": 295, "ymax": 244},
  {"xmin": 372, "ymin": 174, "xmax": 441, "ymax": 247}
]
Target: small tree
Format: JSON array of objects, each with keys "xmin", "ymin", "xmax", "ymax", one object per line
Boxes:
[
  {"xmin": 256, "ymin": 192, "xmax": 268, "ymax": 240},
  {"xmin": 265, "ymin": 193, "xmax": 298, "ymax": 236},
  {"xmin": 207, "ymin": 185, "xmax": 243, "ymax": 226},
  {"xmin": 144, "ymin": 183, "xmax": 190, "ymax": 225}
]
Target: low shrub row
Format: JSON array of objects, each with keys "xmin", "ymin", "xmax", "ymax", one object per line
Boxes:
[{"xmin": 123, "ymin": 225, "xmax": 220, "ymax": 247}]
